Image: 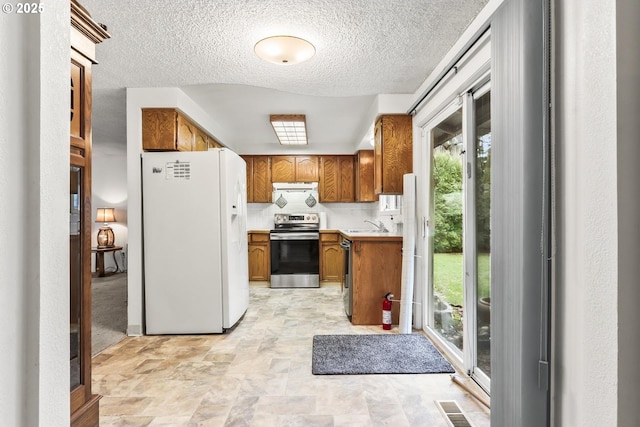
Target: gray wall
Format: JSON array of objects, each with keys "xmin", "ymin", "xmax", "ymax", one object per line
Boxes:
[
  {"xmin": 491, "ymin": 0, "xmax": 549, "ymax": 425},
  {"xmin": 616, "ymin": 1, "xmax": 640, "ymax": 425}
]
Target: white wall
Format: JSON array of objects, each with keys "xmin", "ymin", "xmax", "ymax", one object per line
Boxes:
[
  {"xmin": 554, "ymin": 1, "xmax": 619, "ymax": 425},
  {"xmin": 92, "ymin": 143, "xmax": 128, "ymax": 272},
  {"xmin": 0, "ymin": 4, "xmax": 69, "ymax": 425}
]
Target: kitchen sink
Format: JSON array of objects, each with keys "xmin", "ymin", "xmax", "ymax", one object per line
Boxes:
[{"xmin": 342, "ymin": 228, "xmax": 388, "ymax": 233}]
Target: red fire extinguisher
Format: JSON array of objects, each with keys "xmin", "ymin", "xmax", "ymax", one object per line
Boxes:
[{"xmin": 382, "ymin": 293, "xmax": 394, "ymax": 330}]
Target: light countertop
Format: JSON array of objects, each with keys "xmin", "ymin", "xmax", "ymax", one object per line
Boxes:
[{"xmin": 338, "ymin": 229, "xmax": 403, "ymax": 241}]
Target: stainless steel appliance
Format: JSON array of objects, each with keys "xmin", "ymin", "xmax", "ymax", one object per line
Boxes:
[
  {"xmin": 340, "ymin": 237, "xmax": 353, "ymax": 318},
  {"xmin": 270, "ymin": 213, "xmax": 320, "ymax": 288}
]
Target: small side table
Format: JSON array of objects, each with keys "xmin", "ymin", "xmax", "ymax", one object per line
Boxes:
[{"xmin": 92, "ymin": 246, "xmax": 123, "ymax": 277}]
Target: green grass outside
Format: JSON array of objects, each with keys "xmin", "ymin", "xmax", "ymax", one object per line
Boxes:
[{"xmin": 433, "ymin": 253, "xmax": 491, "ymax": 307}]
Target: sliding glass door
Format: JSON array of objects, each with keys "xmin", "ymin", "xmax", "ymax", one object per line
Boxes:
[
  {"xmin": 471, "ymin": 86, "xmax": 491, "ymax": 389},
  {"xmin": 425, "ymin": 83, "xmax": 491, "ymax": 391}
]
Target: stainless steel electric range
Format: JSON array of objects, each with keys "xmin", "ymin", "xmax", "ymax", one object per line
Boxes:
[{"xmin": 269, "ymin": 213, "xmax": 320, "ymax": 288}]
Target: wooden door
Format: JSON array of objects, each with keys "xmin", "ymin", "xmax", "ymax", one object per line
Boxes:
[
  {"xmin": 194, "ymin": 128, "xmax": 208, "ymax": 151},
  {"xmin": 320, "ymin": 233, "xmax": 343, "ymax": 281},
  {"xmin": 295, "ymin": 156, "xmax": 319, "ymax": 182},
  {"xmin": 319, "ymin": 156, "xmax": 339, "ymax": 202},
  {"xmin": 242, "ymin": 156, "xmax": 254, "ymax": 202},
  {"xmin": 356, "ymin": 150, "xmax": 377, "ymax": 202},
  {"xmin": 351, "ymin": 240, "xmax": 402, "ymax": 325},
  {"xmin": 252, "ymin": 156, "xmax": 272, "ymax": 202},
  {"xmin": 271, "ymin": 156, "xmax": 295, "ymax": 182},
  {"xmin": 374, "ymin": 118, "xmax": 383, "ymax": 195},
  {"xmin": 141, "ymin": 108, "xmax": 178, "ymax": 151},
  {"xmin": 374, "ymin": 115, "xmax": 413, "ymax": 194},
  {"xmin": 248, "ymin": 234, "xmax": 270, "ymax": 281},
  {"xmin": 176, "ymin": 113, "xmax": 196, "ymax": 152},
  {"xmin": 338, "ymin": 156, "xmax": 355, "ymax": 202}
]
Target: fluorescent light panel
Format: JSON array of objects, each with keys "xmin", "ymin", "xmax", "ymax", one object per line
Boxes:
[{"xmin": 270, "ymin": 114, "xmax": 308, "ymax": 145}]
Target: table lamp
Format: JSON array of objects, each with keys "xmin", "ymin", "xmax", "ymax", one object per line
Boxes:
[{"xmin": 96, "ymin": 207, "xmax": 116, "ymax": 248}]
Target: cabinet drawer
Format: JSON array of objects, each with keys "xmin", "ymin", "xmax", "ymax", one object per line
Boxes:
[
  {"xmin": 320, "ymin": 233, "xmax": 339, "ymax": 242},
  {"xmin": 249, "ymin": 233, "xmax": 270, "ymax": 243}
]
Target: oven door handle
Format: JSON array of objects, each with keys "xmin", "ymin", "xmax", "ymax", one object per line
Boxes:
[{"xmin": 270, "ymin": 232, "xmax": 319, "ymax": 241}]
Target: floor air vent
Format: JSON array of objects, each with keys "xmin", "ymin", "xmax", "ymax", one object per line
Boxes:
[{"xmin": 435, "ymin": 400, "xmax": 475, "ymax": 427}]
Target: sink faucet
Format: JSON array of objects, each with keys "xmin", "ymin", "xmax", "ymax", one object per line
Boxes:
[{"xmin": 364, "ymin": 219, "xmax": 389, "ymax": 232}]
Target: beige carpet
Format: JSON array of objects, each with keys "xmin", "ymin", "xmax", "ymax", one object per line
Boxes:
[{"xmin": 92, "ymin": 272, "xmax": 127, "ymax": 356}]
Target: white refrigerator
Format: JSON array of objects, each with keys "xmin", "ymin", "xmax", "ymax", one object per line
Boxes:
[{"xmin": 142, "ymin": 149, "xmax": 249, "ymax": 334}]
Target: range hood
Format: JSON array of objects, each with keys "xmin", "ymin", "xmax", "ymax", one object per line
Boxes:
[
  {"xmin": 272, "ymin": 182, "xmax": 319, "ymax": 209},
  {"xmin": 272, "ymin": 182, "xmax": 318, "ymax": 192}
]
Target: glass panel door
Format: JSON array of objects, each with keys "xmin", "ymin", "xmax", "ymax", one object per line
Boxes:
[
  {"xmin": 473, "ymin": 89, "xmax": 491, "ymax": 386},
  {"xmin": 430, "ymin": 106, "xmax": 464, "ymax": 354},
  {"xmin": 424, "ymin": 85, "xmax": 492, "ymax": 392},
  {"xmin": 70, "ymin": 166, "xmax": 82, "ymax": 390}
]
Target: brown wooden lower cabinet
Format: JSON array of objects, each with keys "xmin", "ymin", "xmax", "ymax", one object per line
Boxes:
[
  {"xmin": 320, "ymin": 232, "xmax": 343, "ymax": 281},
  {"xmin": 248, "ymin": 233, "xmax": 270, "ymax": 281},
  {"xmin": 351, "ymin": 240, "xmax": 402, "ymax": 325}
]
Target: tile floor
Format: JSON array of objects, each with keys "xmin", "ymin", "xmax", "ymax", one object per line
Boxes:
[{"xmin": 93, "ymin": 283, "xmax": 490, "ymax": 426}]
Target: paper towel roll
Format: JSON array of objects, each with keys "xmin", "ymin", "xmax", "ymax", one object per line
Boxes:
[{"xmin": 318, "ymin": 211, "xmax": 327, "ymax": 229}]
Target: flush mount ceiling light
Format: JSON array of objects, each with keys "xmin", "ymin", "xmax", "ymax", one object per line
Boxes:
[
  {"xmin": 254, "ymin": 36, "xmax": 315, "ymax": 65},
  {"xmin": 270, "ymin": 114, "xmax": 308, "ymax": 145}
]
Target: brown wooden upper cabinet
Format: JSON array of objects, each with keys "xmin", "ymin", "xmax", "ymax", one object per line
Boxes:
[
  {"xmin": 243, "ymin": 154, "xmax": 376, "ymax": 204},
  {"xmin": 355, "ymin": 150, "xmax": 377, "ymax": 202},
  {"xmin": 242, "ymin": 155, "xmax": 272, "ymax": 203},
  {"xmin": 319, "ymin": 155, "xmax": 355, "ymax": 202},
  {"xmin": 271, "ymin": 155, "xmax": 319, "ymax": 182},
  {"xmin": 374, "ymin": 114, "xmax": 413, "ymax": 194},
  {"xmin": 142, "ymin": 108, "xmax": 214, "ymax": 152},
  {"xmin": 194, "ymin": 127, "xmax": 208, "ymax": 151}
]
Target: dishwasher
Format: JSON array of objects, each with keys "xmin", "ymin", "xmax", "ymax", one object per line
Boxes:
[{"xmin": 340, "ymin": 237, "xmax": 352, "ymax": 318}]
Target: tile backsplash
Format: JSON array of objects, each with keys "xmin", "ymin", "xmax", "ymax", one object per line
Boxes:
[{"xmin": 247, "ymin": 201, "xmax": 399, "ymax": 232}]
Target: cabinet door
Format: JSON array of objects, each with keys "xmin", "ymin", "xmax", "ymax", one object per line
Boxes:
[
  {"xmin": 194, "ymin": 128, "xmax": 208, "ymax": 151},
  {"xmin": 248, "ymin": 234, "xmax": 270, "ymax": 281},
  {"xmin": 176, "ymin": 113, "xmax": 197, "ymax": 152},
  {"xmin": 356, "ymin": 150, "xmax": 377, "ymax": 202},
  {"xmin": 142, "ymin": 108, "xmax": 178, "ymax": 151},
  {"xmin": 253, "ymin": 156, "xmax": 272, "ymax": 202},
  {"xmin": 374, "ymin": 118, "xmax": 383, "ymax": 195},
  {"xmin": 319, "ymin": 156, "xmax": 339, "ymax": 202},
  {"xmin": 338, "ymin": 156, "xmax": 355, "ymax": 202},
  {"xmin": 271, "ymin": 156, "xmax": 296, "ymax": 182},
  {"xmin": 351, "ymin": 241, "xmax": 403, "ymax": 325},
  {"xmin": 320, "ymin": 236, "xmax": 344, "ymax": 282},
  {"xmin": 375, "ymin": 115, "xmax": 413, "ymax": 194},
  {"xmin": 242, "ymin": 156, "xmax": 254, "ymax": 202},
  {"xmin": 295, "ymin": 156, "xmax": 319, "ymax": 182},
  {"xmin": 208, "ymin": 135, "xmax": 223, "ymax": 149}
]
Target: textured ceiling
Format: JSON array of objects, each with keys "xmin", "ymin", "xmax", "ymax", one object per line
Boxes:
[{"xmin": 82, "ymin": 0, "xmax": 490, "ymax": 153}]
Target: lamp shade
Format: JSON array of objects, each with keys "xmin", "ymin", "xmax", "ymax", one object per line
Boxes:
[
  {"xmin": 96, "ymin": 207, "xmax": 116, "ymax": 223},
  {"xmin": 254, "ymin": 35, "xmax": 315, "ymax": 65}
]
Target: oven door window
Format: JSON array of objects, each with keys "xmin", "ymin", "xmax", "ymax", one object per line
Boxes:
[{"xmin": 271, "ymin": 239, "xmax": 319, "ymax": 274}]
